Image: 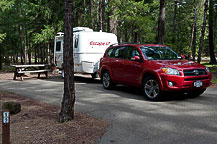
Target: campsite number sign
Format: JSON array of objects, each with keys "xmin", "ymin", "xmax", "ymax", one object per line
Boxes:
[{"xmin": 3, "ymin": 112, "xmax": 9, "ymax": 123}]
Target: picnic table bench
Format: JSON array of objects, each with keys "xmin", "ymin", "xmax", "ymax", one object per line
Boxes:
[{"xmin": 11, "ymin": 64, "xmax": 49, "ymax": 81}]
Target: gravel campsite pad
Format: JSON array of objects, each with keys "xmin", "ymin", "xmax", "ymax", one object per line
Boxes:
[{"xmin": 0, "ymin": 72, "xmax": 109, "ymax": 144}]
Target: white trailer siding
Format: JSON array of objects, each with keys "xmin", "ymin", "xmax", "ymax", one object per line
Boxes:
[
  {"xmin": 54, "ymin": 27, "xmax": 118, "ymax": 76},
  {"xmin": 74, "ymin": 32, "xmax": 117, "ymax": 73}
]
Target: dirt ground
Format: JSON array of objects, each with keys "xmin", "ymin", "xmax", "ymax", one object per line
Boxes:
[{"xmin": 0, "ymin": 72, "xmax": 109, "ymax": 144}]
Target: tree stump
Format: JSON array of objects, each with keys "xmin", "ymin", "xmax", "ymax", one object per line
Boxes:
[{"xmin": 2, "ymin": 102, "xmax": 21, "ymax": 115}]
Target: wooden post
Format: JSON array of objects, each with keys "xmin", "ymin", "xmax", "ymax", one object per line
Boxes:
[{"xmin": 2, "ymin": 109, "xmax": 10, "ymax": 144}]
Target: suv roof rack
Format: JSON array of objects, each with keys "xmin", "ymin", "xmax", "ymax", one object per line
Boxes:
[
  {"xmin": 119, "ymin": 42, "xmax": 140, "ymax": 45},
  {"xmin": 109, "ymin": 42, "xmax": 140, "ymax": 47}
]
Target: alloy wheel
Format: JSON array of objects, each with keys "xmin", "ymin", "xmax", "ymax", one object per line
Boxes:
[
  {"xmin": 144, "ymin": 79, "xmax": 160, "ymax": 99},
  {"xmin": 102, "ymin": 72, "xmax": 111, "ymax": 89}
]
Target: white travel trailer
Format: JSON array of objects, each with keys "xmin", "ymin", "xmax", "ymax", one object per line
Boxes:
[{"xmin": 54, "ymin": 27, "xmax": 118, "ymax": 78}]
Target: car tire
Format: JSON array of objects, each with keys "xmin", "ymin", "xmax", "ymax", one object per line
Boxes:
[
  {"xmin": 142, "ymin": 76, "xmax": 161, "ymax": 101},
  {"xmin": 102, "ymin": 71, "xmax": 114, "ymax": 89}
]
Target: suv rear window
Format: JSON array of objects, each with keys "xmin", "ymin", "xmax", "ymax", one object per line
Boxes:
[{"xmin": 114, "ymin": 47, "xmax": 127, "ymax": 59}]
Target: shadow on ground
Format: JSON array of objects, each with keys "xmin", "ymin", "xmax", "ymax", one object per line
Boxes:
[{"xmin": 42, "ymin": 75, "xmax": 200, "ymax": 102}]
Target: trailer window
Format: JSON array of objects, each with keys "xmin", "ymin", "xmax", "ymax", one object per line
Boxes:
[
  {"xmin": 74, "ymin": 38, "xmax": 78, "ymax": 48},
  {"xmin": 56, "ymin": 41, "xmax": 61, "ymax": 51}
]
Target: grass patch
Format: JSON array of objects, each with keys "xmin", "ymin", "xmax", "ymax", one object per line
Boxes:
[
  {"xmin": 201, "ymin": 62, "xmax": 217, "ymax": 67},
  {"xmin": 210, "ymin": 69, "xmax": 217, "ymax": 72},
  {"xmin": 212, "ymin": 79, "xmax": 217, "ymax": 84},
  {"xmin": 1, "ymin": 66, "xmax": 15, "ymax": 72}
]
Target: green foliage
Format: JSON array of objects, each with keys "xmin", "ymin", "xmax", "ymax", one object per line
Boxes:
[
  {"xmin": 110, "ymin": 0, "xmax": 159, "ymax": 43},
  {"xmin": 0, "ymin": 0, "xmax": 63, "ymax": 64},
  {"xmin": 212, "ymin": 79, "xmax": 217, "ymax": 83},
  {"xmin": 0, "ymin": 0, "xmax": 216, "ymax": 65},
  {"xmin": 201, "ymin": 62, "xmax": 217, "ymax": 68},
  {"xmin": 0, "ymin": 33, "xmax": 6, "ymax": 43},
  {"xmin": 33, "ymin": 25, "xmax": 55, "ymax": 44}
]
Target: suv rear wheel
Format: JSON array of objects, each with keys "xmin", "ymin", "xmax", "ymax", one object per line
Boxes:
[
  {"xmin": 102, "ymin": 71, "xmax": 114, "ymax": 89},
  {"xmin": 143, "ymin": 76, "xmax": 161, "ymax": 101}
]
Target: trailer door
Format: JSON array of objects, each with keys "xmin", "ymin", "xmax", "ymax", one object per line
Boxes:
[{"xmin": 54, "ymin": 36, "xmax": 63, "ymax": 68}]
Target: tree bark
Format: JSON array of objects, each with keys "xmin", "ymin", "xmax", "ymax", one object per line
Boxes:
[
  {"xmin": 35, "ymin": 46, "xmax": 37, "ymax": 64},
  {"xmin": 197, "ymin": 0, "xmax": 208, "ymax": 63},
  {"xmin": 208, "ymin": 0, "xmax": 217, "ymax": 64},
  {"xmin": 59, "ymin": 0, "xmax": 75, "ymax": 123},
  {"xmin": 18, "ymin": 1, "xmax": 26, "ymax": 64},
  {"xmin": 190, "ymin": 0, "xmax": 197, "ymax": 61},
  {"xmin": 26, "ymin": 35, "xmax": 31, "ymax": 64},
  {"xmin": 90, "ymin": 0, "xmax": 94, "ymax": 29},
  {"xmin": 107, "ymin": 0, "xmax": 110, "ymax": 32},
  {"xmin": 19, "ymin": 24, "xmax": 26, "ymax": 64},
  {"xmin": 173, "ymin": 0, "xmax": 177, "ymax": 43},
  {"xmin": 0, "ymin": 48, "xmax": 2, "ymax": 70},
  {"xmin": 101, "ymin": 0, "xmax": 106, "ymax": 31},
  {"xmin": 109, "ymin": 0, "xmax": 117, "ymax": 35},
  {"xmin": 40, "ymin": 46, "xmax": 44, "ymax": 64},
  {"xmin": 98, "ymin": 0, "xmax": 102, "ymax": 31},
  {"xmin": 157, "ymin": 0, "xmax": 166, "ymax": 44}
]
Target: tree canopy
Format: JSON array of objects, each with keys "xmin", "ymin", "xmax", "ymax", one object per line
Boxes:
[{"xmin": 0, "ymin": 0, "xmax": 216, "ymax": 68}]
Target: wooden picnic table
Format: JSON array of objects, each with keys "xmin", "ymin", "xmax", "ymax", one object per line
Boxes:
[{"xmin": 11, "ymin": 64, "xmax": 49, "ymax": 81}]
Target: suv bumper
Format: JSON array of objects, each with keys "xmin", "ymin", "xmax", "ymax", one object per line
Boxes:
[{"xmin": 160, "ymin": 73, "xmax": 212, "ymax": 91}]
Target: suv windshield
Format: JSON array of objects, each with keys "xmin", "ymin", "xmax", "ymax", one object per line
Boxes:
[{"xmin": 140, "ymin": 46, "xmax": 181, "ymax": 60}]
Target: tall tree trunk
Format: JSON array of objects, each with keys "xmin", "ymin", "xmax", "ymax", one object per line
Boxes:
[
  {"xmin": 107, "ymin": 5, "xmax": 110, "ymax": 32},
  {"xmin": 90, "ymin": 0, "xmax": 94, "ymax": 29},
  {"xmin": 190, "ymin": 0, "xmax": 197, "ymax": 61},
  {"xmin": 18, "ymin": 1, "xmax": 26, "ymax": 64},
  {"xmin": 59, "ymin": 0, "xmax": 75, "ymax": 123},
  {"xmin": 157, "ymin": 0, "xmax": 166, "ymax": 44},
  {"xmin": 13, "ymin": 54, "xmax": 16, "ymax": 64},
  {"xmin": 19, "ymin": 24, "xmax": 26, "ymax": 64},
  {"xmin": 208, "ymin": 0, "xmax": 217, "ymax": 64},
  {"xmin": 16, "ymin": 52, "xmax": 19, "ymax": 64},
  {"xmin": 98, "ymin": 0, "xmax": 102, "ymax": 31},
  {"xmin": 109, "ymin": 0, "xmax": 117, "ymax": 36},
  {"xmin": 197, "ymin": 0, "xmax": 208, "ymax": 63},
  {"xmin": 47, "ymin": 41, "xmax": 51, "ymax": 65},
  {"xmin": 20, "ymin": 51, "xmax": 24, "ymax": 64},
  {"xmin": 0, "ymin": 48, "xmax": 2, "ymax": 70},
  {"xmin": 173, "ymin": 0, "xmax": 177, "ymax": 44},
  {"xmin": 26, "ymin": 35, "xmax": 31, "ymax": 64},
  {"xmin": 40, "ymin": 46, "xmax": 44, "ymax": 64},
  {"xmin": 101, "ymin": 0, "xmax": 106, "ymax": 31},
  {"xmin": 35, "ymin": 46, "xmax": 37, "ymax": 64}
]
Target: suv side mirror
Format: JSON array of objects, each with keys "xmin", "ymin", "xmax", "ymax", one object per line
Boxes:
[
  {"xmin": 131, "ymin": 56, "xmax": 141, "ymax": 61},
  {"xmin": 181, "ymin": 55, "xmax": 185, "ymax": 59}
]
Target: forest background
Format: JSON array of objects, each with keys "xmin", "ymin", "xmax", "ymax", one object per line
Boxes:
[{"xmin": 0, "ymin": 0, "xmax": 216, "ymax": 69}]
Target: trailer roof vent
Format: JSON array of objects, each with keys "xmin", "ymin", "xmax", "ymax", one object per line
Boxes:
[
  {"xmin": 57, "ymin": 32, "xmax": 64, "ymax": 36},
  {"xmin": 73, "ymin": 27, "xmax": 93, "ymax": 32}
]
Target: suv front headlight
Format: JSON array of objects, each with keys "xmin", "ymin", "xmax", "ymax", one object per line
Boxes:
[
  {"xmin": 206, "ymin": 67, "xmax": 210, "ymax": 72},
  {"xmin": 162, "ymin": 67, "xmax": 180, "ymax": 75}
]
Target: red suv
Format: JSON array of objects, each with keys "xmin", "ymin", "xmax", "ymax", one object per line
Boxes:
[{"xmin": 98, "ymin": 44, "xmax": 212, "ymax": 101}]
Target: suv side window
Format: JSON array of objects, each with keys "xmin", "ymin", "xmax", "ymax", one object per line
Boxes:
[
  {"xmin": 106, "ymin": 48, "xmax": 115, "ymax": 57},
  {"xmin": 126, "ymin": 46, "xmax": 141, "ymax": 60},
  {"xmin": 114, "ymin": 46, "xmax": 127, "ymax": 59}
]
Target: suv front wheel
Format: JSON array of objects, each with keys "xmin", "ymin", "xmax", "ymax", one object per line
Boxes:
[
  {"xmin": 102, "ymin": 71, "xmax": 114, "ymax": 89},
  {"xmin": 143, "ymin": 76, "xmax": 161, "ymax": 101}
]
